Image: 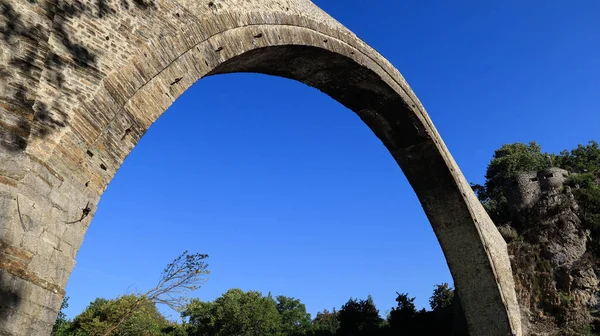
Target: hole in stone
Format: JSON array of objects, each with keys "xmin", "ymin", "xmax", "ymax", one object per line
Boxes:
[
  {"xmin": 105, "ymin": 36, "xmax": 110, "ymax": 41},
  {"xmin": 170, "ymin": 77, "xmax": 183, "ymax": 86},
  {"xmin": 215, "ymin": 46, "xmax": 223, "ymax": 52},
  {"xmin": 545, "ymin": 173, "xmax": 554, "ymax": 178},
  {"xmin": 530, "ymin": 177, "xmax": 539, "ymax": 182},
  {"xmin": 175, "ymin": 12, "xmax": 180, "ymax": 17},
  {"xmin": 100, "ymin": 163, "xmax": 107, "ymax": 171},
  {"xmin": 208, "ymin": 1, "xmax": 214, "ymax": 7},
  {"xmin": 86, "ymin": 150, "xmax": 94, "ymax": 157},
  {"xmin": 121, "ymin": 128, "xmax": 132, "ymax": 140},
  {"xmin": 323, "ymin": 39, "xmax": 328, "ymax": 43},
  {"xmin": 85, "ymin": 181, "xmax": 90, "ymax": 187},
  {"xmin": 205, "ymin": 60, "xmax": 209, "ymax": 66},
  {"xmin": 563, "ymin": 174, "xmax": 568, "ymax": 178},
  {"xmin": 254, "ymin": 33, "xmax": 263, "ymax": 39}
]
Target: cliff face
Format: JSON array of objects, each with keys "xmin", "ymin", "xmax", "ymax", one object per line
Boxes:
[{"xmin": 500, "ymin": 168, "xmax": 599, "ymax": 335}]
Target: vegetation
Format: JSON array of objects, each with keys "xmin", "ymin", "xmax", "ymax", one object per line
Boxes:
[
  {"xmin": 311, "ymin": 309, "xmax": 339, "ymax": 336},
  {"xmin": 336, "ymin": 296, "xmax": 383, "ymax": 336},
  {"xmin": 277, "ymin": 295, "xmax": 313, "ymax": 336},
  {"xmin": 183, "ymin": 289, "xmax": 283, "ymax": 336},
  {"xmin": 51, "ymin": 296, "xmax": 71, "ymax": 335},
  {"xmin": 52, "ymin": 251, "xmax": 209, "ymax": 336},
  {"xmin": 52, "ymin": 284, "xmax": 464, "ymax": 336}
]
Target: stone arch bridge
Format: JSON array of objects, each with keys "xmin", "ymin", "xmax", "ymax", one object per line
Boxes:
[{"xmin": 0, "ymin": 1, "xmax": 522, "ymax": 335}]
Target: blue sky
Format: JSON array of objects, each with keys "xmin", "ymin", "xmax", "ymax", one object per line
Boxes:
[{"xmin": 64, "ymin": 1, "xmax": 599, "ymax": 320}]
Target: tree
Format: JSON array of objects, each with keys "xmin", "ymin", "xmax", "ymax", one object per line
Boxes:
[
  {"xmin": 386, "ymin": 288, "xmax": 466, "ymax": 336},
  {"xmin": 147, "ymin": 250, "xmax": 210, "ymax": 311},
  {"xmin": 161, "ymin": 323, "xmax": 189, "ymax": 336},
  {"xmin": 180, "ymin": 300, "xmax": 214, "ymax": 336},
  {"xmin": 183, "ymin": 288, "xmax": 283, "ymax": 336},
  {"xmin": 387, "ymin": 293, "xmax": 418, "ymax": 333},
  {"xmin": 556, "ymin": 140, "xmax": 600, "ymax": 174},
  {"xmin": 429, "ymin": 283, "xmax": 454, "ymax": 311},
  {"xmin": 427, "ymin": 285, "xmax": 466, "ymax": 336},
  {"xmin": 276, "ymin": 295, "xmax": 312, "ymax": 336},
  {"xmin": 55, "ymin": 251, "xmax": 208, "ymax": 336},
  {"xmin": 51, "ymin": 296, "xmax": 72, "ymax": 336},
  {"xmin": 311, "ymin": 309, "xmax": 339, "ymax": 336},
  {"xmin": 99, "ymin": 251, "xmax": 208, "ymax": 336},
  {"xmin": 337, "ymin": 296, "xmax": 383, "ymax": 336},
  {"xmin": 69, "ymin": 295, "xmax": 169, "ymax": 336}
]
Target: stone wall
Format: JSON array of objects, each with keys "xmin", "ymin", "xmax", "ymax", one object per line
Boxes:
[{"xmin": 507, "ymin": 167, "xmax": 570, "ymax": 212}]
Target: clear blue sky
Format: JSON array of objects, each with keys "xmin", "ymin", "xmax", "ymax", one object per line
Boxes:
[{"xmin": 64, "ymin": 0, "xmax": 599, "ymax": 320}]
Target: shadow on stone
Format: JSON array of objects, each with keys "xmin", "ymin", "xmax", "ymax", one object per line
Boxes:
[
  {"xmin": 0, "ymin": 0, "xmax": 159, "ymax": 153},
  {"xmin": 0, "ymin": 271, "xmax": 23, "ymax": 333}
]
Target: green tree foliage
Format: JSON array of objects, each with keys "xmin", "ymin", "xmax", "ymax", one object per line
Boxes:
[
  {"xmin": 311, "ymin": 309, "xmax": 339, "ymax": 336},
  {"xmin": 161, "ymin": 323, "xmax": 189, "ymax": 336},
  {"xmin": 386, "ymin": 286, "xmax": 467, "ymax": 336},
  {"xmin": 276, "ymin": 295, "xmax": 313, "ymax": 336},
  {"xmin": 69, "ymin": 295, "xmax": 170, "ymax": 336},
  {"xmin": 51, "ymin": 296, "xmax": 73, "ymax": 336},
  {"xmin": 387, "ymin": 293, "xmax": 419, "ymax": 334},
  {"xmin": 56, "ymin": 284, "xmax": 471, "ymax": 336},
  {"xmin": 558, "ymin": 141, "xmax": 600, "ymax": 255},
  {"xmin": 183, "ymin": 288, "xmax": 283, "ymax": 336},
  {"xmin": 429, "ymin": 283, "xmax": 454, "ymax": 311},
  {"xmin": 556, "ymin": 141, "xmax": 600, "ymax": 174},
  {"xmin": 561, "ymin": 141, "xmax": 600, "ymax": 255},
  {"xmin": 336, "ymin": 296, "xmax": 383, "ymax": 336},
  {"xmin": 180, "ymin": 300, "xmax": 213, "ymax": 336},
  {"xmin": 52, "ymin": 251, "xmax": 208, "ymax": 336}
]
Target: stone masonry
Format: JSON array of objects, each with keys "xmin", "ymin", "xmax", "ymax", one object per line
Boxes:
[
  {"xmin": 506, "ymin": 168, "xmax": 570, "ymax": 213},
  {"xmin": 0, "ymin": 1, "xmax": 522, "ymax": 335}
]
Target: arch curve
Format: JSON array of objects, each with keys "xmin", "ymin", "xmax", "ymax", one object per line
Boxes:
[{"xmin": 0, "ymin": 2, "xmax": 521, "ymax": 335}]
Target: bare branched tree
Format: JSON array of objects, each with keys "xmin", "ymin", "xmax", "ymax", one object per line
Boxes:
[{"xmin": 102, "ymin": 251, "xmax": 209, "ymax": 336}]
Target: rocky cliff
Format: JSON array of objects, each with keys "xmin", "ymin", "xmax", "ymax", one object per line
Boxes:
[{"xmin": 499, "ymin": 168, "xmax": 599, "ymax": 335}]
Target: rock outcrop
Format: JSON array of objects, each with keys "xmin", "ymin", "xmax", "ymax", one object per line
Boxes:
[{"xmin": 501, "ymin": 168, "xmax": 599, "ymax": 335}]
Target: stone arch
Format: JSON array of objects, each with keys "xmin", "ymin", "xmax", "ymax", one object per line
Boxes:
[{"xmin": 0, "ymin": 1, "xmax": 521, "ymax": 335}]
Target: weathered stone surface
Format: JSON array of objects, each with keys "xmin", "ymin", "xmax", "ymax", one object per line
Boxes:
[
  {"xmin": 0, "ymin": 1, "xmax": 522, "ymax": 335},
  {"xmin": 505, "ymin": 169, "xmax": 598, "ymax": 334}
]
